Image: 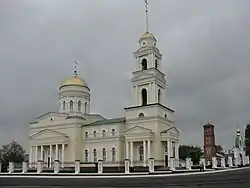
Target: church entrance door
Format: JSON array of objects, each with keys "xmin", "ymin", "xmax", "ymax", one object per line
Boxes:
[
  {"xmin": 165, "ymin": 155, "xmax": 168, "ymax": 167},
  {"xmin": 47, "ymin": 157, "xmax": 50, "ymax": 168}
]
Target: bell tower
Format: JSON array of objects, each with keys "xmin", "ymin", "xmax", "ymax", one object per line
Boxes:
[
  {"xmin": 131, "ymin": 1, "xmax": 166, "ymax": 107},
  {"xmin": 125, "ymin": 0, "xmax": 174, "ymax": 121}
]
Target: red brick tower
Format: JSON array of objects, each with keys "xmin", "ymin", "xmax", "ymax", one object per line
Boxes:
[{"xmin": 203, "ymin": 123, "xmax": 216, "ymax": 163}]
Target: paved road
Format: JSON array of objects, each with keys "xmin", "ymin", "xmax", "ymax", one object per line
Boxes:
[{"xmin": 0, "ymin": 168, "xmax": 250, "ymax": 187}]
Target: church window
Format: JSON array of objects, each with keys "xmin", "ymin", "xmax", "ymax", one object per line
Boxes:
[
  {"xmin": 102, "ymin": 130, "xmax": 106, "ymax": 137},
  {"xmin": 138, "ymin": 113, "xmax": 144, "ymax": 118},
  {"xmin": 93, "ymin": 149, "xmax": 97, "ymax": 162},
  {"xmin": 139, "ymin": 145, "xmax": 144, "ymax": 161},
  {"xmin": 111, "ymin": 129, "xmax": 116, "ymax": 136},
  {"xmin": 172, "ymin": 142, "xmax": 176, "ymax": 158},
  {"xmin": 206, "ymin": 138, "xmax": 210, "ymax": 145},
  {"xmin": 141, "ymin": 88, "xmax": 147, "ymax": 106},
  {"xmin": 63, "ymin": 101, "xmax": 66, "ymax": 110},
  {"xmin": 164, "ymin": 114, "xmax": 167, "ymax": 118},
  {"xmin": 78, "ymin": 101, "xmax": 81, "ymax": 112},
  {"xmin": 85, "ymin": 149, "xmax": 89, "ymax": 162},
  {"xmin": 141, "ymin": 58, "xmax": 147, "ymax": 70},
  {"xmin": 69, "ymin": 100, "xmax": 74, "ymax": 112},
  {"xmin": 85, "ymin": 132, "xmax": 89, "ymax": 139},
  {"xmin": 102, "ymin": 148, "xmax": 107, "ymax": 162},
  {"xmin": 84, "ymin": 102, "xmax": 87, "ymax": 113},
  {"xmin": 165, "ymin": 145, "xmax": 168, "ymax": 153},
  {"xmin": 93, "ymin": 130, "xmax": 97, "ymax": 138},
  {"xmin": 155, "ymin": 59, "xmax": 158, "ymax": 69},
  {"xmin": 158, "ymin": 89, "xmax": 161, "ymax": 103},
  {"xmin": 112, "ymin": 147, "xmax": 116, "ymax": 162}
]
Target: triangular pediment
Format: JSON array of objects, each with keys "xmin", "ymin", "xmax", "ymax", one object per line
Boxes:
[
  {"xmin": 35, "ymin": 112, "xmax": 68, "ymax": 121},
  {"xmin": 124, "ymin": 126, "xmax": 153, "ymax": 134},
  {"xmin": 29, "ymin": 129, "xmax": 69, "ymax": 140},
  {"xmin": 161, "ymin": 126, "xmax": 180, "ymax": 135}
]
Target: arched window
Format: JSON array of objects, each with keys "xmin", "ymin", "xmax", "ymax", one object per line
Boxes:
[
  {"xmin": 102, "ymin": 148, "xmax": 107, "ymax": 162},
  {"xmin": 111, "ymin": 129, "xmax": 116, "ymax": 136},
  {"xmin": 69, "ymin": 100, "xmax": 74, "ymax": 112},
  {"xmin": 85, "ymin": 149, "xmax": 89, "ymax": 162},
  {"xmin": 84, "ymin": 102, "xmax": 87, "ymax": 114},
  {"xmin": 93, "ymin": 130, "xmax": 97, "ymax": 138},
  {"xmin": 164, "ymin": 114, "xmax": 167, "ymax": 119},
  {"xmin": 139, "ymin": 145, "xmax": 144, "ymax": 161},
  {"xmin": 102, "ymin": 130, "xmax": 106, "ymax": 137},
  {"xmin": 141, "ymin": 89, "xmax": 147, "ymax": 106},
  {"xmin": 138, "ymin": 113, "xmax": 144, "ymax": 118},
  {"xmin": 141, "ymin": 59, "xmax": 147, "ymax": 70},
  {"xmin": 78, "ymin": 101, "xmax": 81, "ymax": 112},
  {"xmin": 93, "ymin": 149, "xmax": 97, "ymax": 162},
  {"xmin": 85, "ymin": 132, "xmax": 88, "ymax": 139},
  {"xmin": 158, "ymin": 89, "xmax": 161, "ymax": 103},
  {"xmin": 155, "ymin": 59, "xmax": 158, "ymax": 69},
  {"xmin": 62, "ymin": 101, "xmax": 66, "ymax": 110},
  {"xmin": 112, "ymin": 147, "xmax": 116, "ymax": 162}
]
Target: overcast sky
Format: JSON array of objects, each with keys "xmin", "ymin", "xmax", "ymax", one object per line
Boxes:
[{"xmin": 0, "ymin": 0, "xmax": 250, "ymax": 150}]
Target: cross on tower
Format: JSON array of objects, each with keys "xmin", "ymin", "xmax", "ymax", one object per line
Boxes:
[{"xmin": 73, "ymin": 61, "xmax": 78, "ymax": 76}]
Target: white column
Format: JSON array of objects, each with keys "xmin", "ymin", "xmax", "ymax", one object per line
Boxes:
[
  {"xmin": 125, "ymin": 159, "xmax": 130, "ymax": 174},
  {"xmin": 62, "ymin": 144, "xmax": 65, "ymax": 168},
  {"xmin": 55, "ymin": 144, "xmax": 58, "ymax": 161},
  {"xmin": 168, "ymin": 140, "xmax": 171, "ymax": 159},
  {"xmin": 147, "ymin": 140, "xmax": 151, "ymax": 159},
  {"xmin": 126, "ymin": 141, "xmax": 129, "ymax": 159},
  {"xmin": 143, "ymin": 140, "xmax": 146, "ymax": 166},
  {"xmin": 130, "ymin": 141, "xmax": 133, "ymax": 167},
  {"xmin": 29, "ymin": 147, "xmax": 32, "ymax": 168},
  {"xmin": 35, "ymin": 145, "xmax": 38, "ymax": 163},
  {"xmin": 49, "ymin": 144, "xmax": 52, "ymax": 168},
  {"xmin": 40, "ymin": 145, "xmax": 43, "ymax": 161},
  {"xmin": 135, "ymin": 86, "xmax": 139, "ymax": 105}
]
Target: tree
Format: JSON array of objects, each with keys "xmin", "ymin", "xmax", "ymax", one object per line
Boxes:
[
  {"xmin": 179, "ymin": 145, "xmax": 203, "ymax": 164},
  {"xmin": 245, "ymin": 124, "xmax": 250, "ymax": 156},
  {"xmin": 215, "ymin": 145, "xmax": 224, "ymax": 155},
  {"xmin": 0, "ymin": 141, "xmax": 25, "ymax": 172}
]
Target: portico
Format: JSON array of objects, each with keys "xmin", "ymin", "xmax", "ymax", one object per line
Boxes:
[{"xmin": 29, "ymin": 129, "xmax": 69, "ymax": 168}]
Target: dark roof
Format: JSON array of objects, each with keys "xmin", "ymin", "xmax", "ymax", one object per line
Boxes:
[{"xmin": 124, "ymin": 103, "xmax": 174, "ymax": 112}]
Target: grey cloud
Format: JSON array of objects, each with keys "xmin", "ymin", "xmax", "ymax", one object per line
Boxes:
[{"xmin": 0, "ymin": 0, "xmax": 250, "ymax": 150}]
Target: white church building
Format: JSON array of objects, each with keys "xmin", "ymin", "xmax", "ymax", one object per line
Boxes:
[{"xmin": 28, "ymin": 20, "xmax": 180, "ymax": 169}]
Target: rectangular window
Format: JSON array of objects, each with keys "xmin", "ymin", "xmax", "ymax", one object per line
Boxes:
[{"xmin": 85, "ymin": 150, "xmax": 88, "ymax": 162}]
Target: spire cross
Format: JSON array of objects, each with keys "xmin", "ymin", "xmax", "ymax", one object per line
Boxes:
[
  {"xmin": 73, "ymin": 61, "xmax": 78, "ymax": 76},
  {"xmin": 145, "ymin": 0, "xmax": 149, "ymax": 33}
]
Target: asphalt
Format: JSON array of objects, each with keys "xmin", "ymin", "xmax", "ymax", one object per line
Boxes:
[{"xmin": 0, "ymin": 168, "xmax": 250, "ymax": 187}]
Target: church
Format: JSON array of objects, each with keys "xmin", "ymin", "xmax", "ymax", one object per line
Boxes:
[{"xmin": 28, "ymin": 10, "xmax": 180, "ymax": 169}]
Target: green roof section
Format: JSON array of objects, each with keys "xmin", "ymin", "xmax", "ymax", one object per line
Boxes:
[{"xmin": 85, "ymin": 117, "xmax": 125, "ymax": 126}]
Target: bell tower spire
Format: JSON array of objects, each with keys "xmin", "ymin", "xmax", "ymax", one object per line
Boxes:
[{"xmin": 145, "ymin": 0, "xmax": 149, "ymax": 33}]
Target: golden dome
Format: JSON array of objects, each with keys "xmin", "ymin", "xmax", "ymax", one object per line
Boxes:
[
  {"xmin": 61, "ymin": 76, "xmax": 88, "ymax": 87},
  {"xmin": 140, "ymin": 32, "xmax": 156, "ymax": 40}
]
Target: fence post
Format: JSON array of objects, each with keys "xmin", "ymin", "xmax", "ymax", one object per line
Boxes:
[
  {"xmin": 170, "ymin": 158, "xmax": 175, "ymax": 171},
  {"xmin": 212, "ymin": 157, "xmax": 217, "ymax": 169},
  {"xmin": 185, "ymin": 158, "xmax": 191, "ymax": 170},
  {"xmin": 124, "ymin": 159, "xmax": 130, "ymax": 174},
  {"xmin": 98, "ymin": 160, "xmax": 103, "ymax": 174},
  {"xmin": 228, "ymin": 156, "xmax": 233, "ymax": 167},
  {"xmin": 37, "ymin": 160, "xmax": 42, "ymax": 173},
  {"xmin": 221, "ymin": 158, "xmax": 225, "ymax": 168},
  {"xmin": 54, "ymin": 160, "xmax": 60, "ymax": 174},
  {"xmin": 8, "ymin": 162, "xmax": 14, "ymax": 173},
  {"xmin": 148, "ymin": 158, "xmax": 154, "ymax": 173},
  {"xmin": 22, "ymin": 162, "xmax": 28, "ymax": 173},
  {"xmin": 75, "ymin": 160, "xmax": 80, "ymax": 174}
]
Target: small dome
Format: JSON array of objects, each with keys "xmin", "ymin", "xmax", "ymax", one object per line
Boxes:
[
  {"xmin": 140, "ymin": 32, "xmax": 156, "ymax": 41},
  {"xmin": 61, "ymin": 76, "xmax": 88, "ymax": 87}
]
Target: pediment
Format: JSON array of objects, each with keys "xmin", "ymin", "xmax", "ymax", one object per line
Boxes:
[
  {"xmin": 124, "ymin": 126, "xmax": 153, "ymax": 135},
  {"xmin": 35, "ymin": 112, "xmax": 68, "ymax": 121},
  {"xmin": 161, "ymin": 126, "xmax": 180, "ymax": 135},
  {"xmin": 29, "ymin": 129, "xmax": 69, "ymax": 140}
]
